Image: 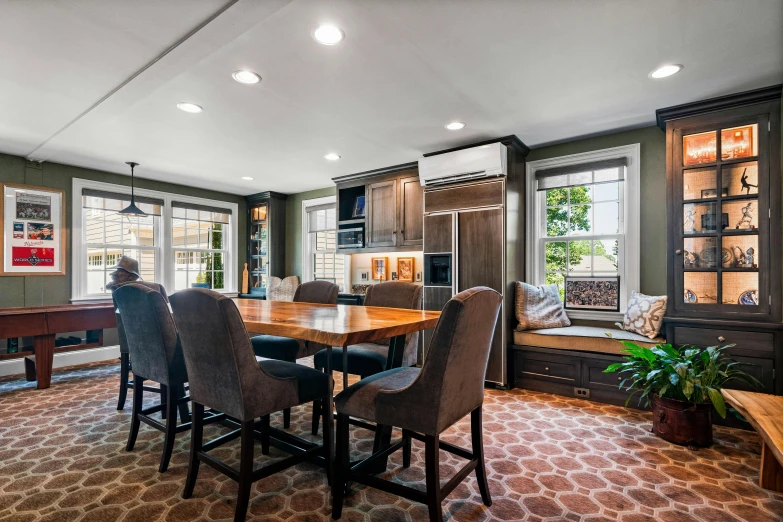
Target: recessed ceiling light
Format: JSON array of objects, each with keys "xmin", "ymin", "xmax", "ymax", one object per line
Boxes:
[
  {"xmin": 313, "ymin": 24, "xmax": 344, "ymax": 45},
  {"xmin": 232, "ymin": 70, "xmax": 261, "ymax": 84},
  {"xmin": 650, "ymin": 64, "xmax": 683, "ymax": 79},
  {"xmin": 177, "ymin": 102, "xmax": 203, "ymax": 113},
  {"xmin": 324, "ymin": 153, "xmax": 341, "ymax": 161},
  {"xmin": 445, "ymin": 121, "xmax": 466, "ymax": 131},
  {"xmin": 242, "ymin": 176, "xmax": 254, "ymax": 181}
]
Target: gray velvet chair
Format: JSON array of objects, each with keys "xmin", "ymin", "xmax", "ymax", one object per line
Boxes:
[
  {"xmin": 113, "ymin": 283, "xmax": 193, "ymax": 473},
  {"xmin": 331, "ymin": 287, "xmax": 502, "ymax": 522},
  {"xmin": 169, "ymin": 289, "xmax": 330, "ymax": 522},
  {"xmin": 312, "ymin": 281, "xmax": 422, "ymax": 435},
  {"xmin": 250, "ymin": 280, "xmax": 339, "ymax": 428}
]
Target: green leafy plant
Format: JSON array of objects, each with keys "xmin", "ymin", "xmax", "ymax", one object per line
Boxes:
[{"xmin": 604, "ymin": 342, "xmax": 759, "ymax": 418}]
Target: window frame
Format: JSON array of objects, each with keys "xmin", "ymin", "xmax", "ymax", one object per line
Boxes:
[
  {"xmin": 72, "ymin": 178, "xmax": 238, "ymax": 300},
  {"xmin": 526, "ymin": 144, "xmax": 640, "ymax": 320},
  {"xmin": 301, "ymin": 195, "xmax": 350, "ymax": 291}
]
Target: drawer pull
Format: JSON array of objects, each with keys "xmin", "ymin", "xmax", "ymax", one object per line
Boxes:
[
  {"xmin": 545, "ymin": 367, "xmax": 549, "ymax": 371},
  {"xmin": 717, "ymin": 336, "xmax": 726, "ymax": 342},
  {"xmin": 618, "ymin": 377, "xmax": 622, "ymax": 381}
]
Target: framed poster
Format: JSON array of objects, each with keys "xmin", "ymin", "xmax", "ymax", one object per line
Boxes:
[
  {"xmin": 564, "ymin": 276, "xmax": 620, "ymax": 312},
  {"xmin": 1, "ymin": 183, "xmax": 66, "ymax": 276},
  {"xmin": 396, "ymin": 257, "xmax": 414, "ymax": 282},
  {"xmin": 371, "ymin": 257, "xmax": 388, "ymax": 281}
]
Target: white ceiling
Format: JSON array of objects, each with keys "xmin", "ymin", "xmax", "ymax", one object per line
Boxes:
[{"xmin": 1, "ymin": 0, "xmax": 781, "ymax": 195}]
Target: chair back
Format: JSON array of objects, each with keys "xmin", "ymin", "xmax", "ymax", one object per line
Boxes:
[
  {"xmin": 294, "ymin": 280, "xmax": 339, "ymax": 304},
  {"xmin": 364, "ymin": 282, "xmax": 422, "ymax": 367},
  {"xmin": 169, "ymin": 289, "xmax": 298, "ymax": 421},
  {"xmin": 267, "ymin": 276, "xmax": 300, "ymax": 301},
  {"xmin": 378, "ymin": 287, "xmax": 501, "ymax": 435},
  {"xmin": 114, "ymin": 282, "xmax": 169, "ymax": 355},
  {"xmin": 112, "ymin": 283, "xmax": 185, "ymax": 386}
]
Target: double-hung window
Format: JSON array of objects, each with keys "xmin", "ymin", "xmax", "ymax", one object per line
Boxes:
[
  {"xmin": 527, "ymin": 145, "xmax": 640, "ymax": 318},
  {"xmin": 302, "ymin": 197, "xmax": 349, "ymax": 291},
  {"xmin": 73, "ymin": 179, "xmax": 237, "ymax": 300}
]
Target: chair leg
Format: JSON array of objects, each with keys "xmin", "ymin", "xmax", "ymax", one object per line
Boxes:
[
  {"xmin": 371, "ymin": 424, "xmax": 393, "ymax": 473},
  {"xmin": 159, "ymin": 383, "xmax": 178, "ymax": 473},
  {"xmin": 234, "ymin": 420, "xmax": 255, "ymax": 522},
  {"xmin": 283, "ymin": 408, "xmax": 291, "ymax": 429},
  {"xmin": 160, "ymin": 384, "xmax": 168, "ymax": 420},
  {"xmin": 183, "ymin": 402, "xmax": 204, "ymax": 499},
  {"xmin": 311, "ymin": 399, "xmax": 321, "ymax": 435},
  {"xmin": 126, "ymin": 376, "xmax": 143, "ymax": 451},
  {"xmin": 117, "ymin": 353, "xmax": 130, "ymax": 410},
  {"xmin": 260, "ymin": 415, "xmax": 270, "ymax": 455},
  {"xmin": 471, "ymin": 406, "xmax": 492, "ymax": 507},
  {"xmin": 402, "ymin": 430, "xmax": 412, "ymax": 469},
  {"xmin": 175, "ymin": 382, "xmax": 191, "ymax": 424},
  {"xmin": 331, "ymin": 413, "xmax": 349, "ymax": 520},
  {"xmin": 425, "ymin": 435, "xmax": 442, "ymax": 522}
]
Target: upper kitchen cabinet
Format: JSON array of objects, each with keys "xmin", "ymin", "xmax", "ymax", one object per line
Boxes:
[{"xmin": 333, "ymin": 164, "xmax": 424, "ymax": 254}]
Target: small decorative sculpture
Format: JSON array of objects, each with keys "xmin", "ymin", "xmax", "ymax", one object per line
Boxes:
[
  {"xmin": 683, "ymin": 250, "xmax": 694, "ymax": 268},
  {"xmin": 736, "ymin": 201, "xmax": 754, "ymax": 229},
  {"xmin": 684, "ymin": 208, "xmax": 696, "ymax": 233},
  {"xmin": 740, "ymin": 168, "xmax": 757, "ymax": 195},
  {"xmin": 746, "ymin": 246, "xmax": 755, "ymax": 268},
  {"xmin": 106, "ymin": 255, "xmax": 141, "ymax": 292},
  {"xmin": 733, "ymin": 246, "xmax": 746, "ymax": 267},
  {"xmin": 242, "ymin": 263, "xmax": 249, "ymax": 294}
]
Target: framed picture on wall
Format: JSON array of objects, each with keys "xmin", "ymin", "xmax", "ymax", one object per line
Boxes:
[
  {"xmin": 564, "ymin": 276, "xmax": 620, "ymax": 311},
  {"xmin": 0, "ymin": 183, "xmax": 66, "ymax": 276},
  {"xmin": 396, "ymin": 257, "xmax": 414, "ymax": 282},
  {"xmin": 371, "ymin": 257, "xmax": 388, "ymax": 281}
]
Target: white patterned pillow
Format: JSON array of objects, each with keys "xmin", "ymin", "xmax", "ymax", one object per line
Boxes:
[
  {"xmin": 515, "ymin": 282, "xmax": 571, "ymax": 331},
  {"xmin": 621, "ymin": 291, "xmax": 667, "ymax": 339}
]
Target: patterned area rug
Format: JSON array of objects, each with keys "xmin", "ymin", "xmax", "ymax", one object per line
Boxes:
[{"xmin": 0, "ymin": 360, "xmax": 781, "ymax": 522}]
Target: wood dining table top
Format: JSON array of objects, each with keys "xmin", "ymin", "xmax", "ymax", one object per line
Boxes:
[{"xmin": 233, "ymin": 298, "xmax": 441, "ymax": 347}]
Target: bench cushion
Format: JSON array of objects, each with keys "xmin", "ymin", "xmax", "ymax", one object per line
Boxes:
[{"xmin": 513, "ymin": 325, "xmax": 663, "ymax": 356}]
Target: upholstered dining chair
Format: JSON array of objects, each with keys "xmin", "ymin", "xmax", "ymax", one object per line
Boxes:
[
  {"xmin": 113, "ymin": 283, "xmax": 198, "ymax": 473},
  {"xmin": 251, "ymin": 280, "xmax": 339, "ymax": 428},
  {"xmin": 115, "ymin": 281, "xmax": 187, "ymax": 423},
  {"xmin": 266, "ymin": 275, "xmax": 300, "ymax": 301},
  {"xmin": 169, "ymin": 289, "xmax": 330, "ymax": 522},
  {"xmin": 331, "ymin": 287, "xmax": 502, "ymax": 522},
  {"xmin": 311, "ymin": 281, "xmax": 422, "ymax": 435}
]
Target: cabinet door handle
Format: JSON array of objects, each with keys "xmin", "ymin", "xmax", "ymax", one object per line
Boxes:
[
  {"xmin": 675, "ymin": 249, "xmax": 683, "ymax": 255},
  {"xmin": 717, "ymin": 336, "xmax": 726, "ymax": 342}
]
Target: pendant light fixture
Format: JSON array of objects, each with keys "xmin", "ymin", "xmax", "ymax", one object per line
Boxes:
[{"xmin": 119, "ymin": 162, "xmax": 147, "ymax": 216}]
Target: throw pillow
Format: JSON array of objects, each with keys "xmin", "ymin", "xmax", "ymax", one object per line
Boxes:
[
  {"xmin": 621, "ymin": 291, "xmax": 667, "ymax": 339},
  {"xmin": 515, "ymin": 282, "xmax": 571, "ymax": 331}
]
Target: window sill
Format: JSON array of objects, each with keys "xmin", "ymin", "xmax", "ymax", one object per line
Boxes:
[
  {"xmin": 565, "ymin": 310, "xmax": 625, "ymax": 323},
  {"xmin": 71, "ymin": 289, "xmax": 238, "ymax": 303}
]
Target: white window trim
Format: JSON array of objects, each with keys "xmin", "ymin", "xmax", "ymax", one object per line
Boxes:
[
  {"xmin": 525, "ymin": 143, "xmax": 641, "ymax": 322},
  {"xmin": 71, "ymin": 178, "xmax": 239, "ymax": 300},
  {"xmin": 301, "ymin": 195, "xmax": 350, "ymax": 290}
]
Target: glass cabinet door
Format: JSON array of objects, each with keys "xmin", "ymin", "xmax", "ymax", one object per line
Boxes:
[
  {"xmin": 677, "ymin": 120, "xmax": 764, "ymax": 313},
  {"xmin": 250, "ymin": 203, "xmax": 269, "ymax": 290}
]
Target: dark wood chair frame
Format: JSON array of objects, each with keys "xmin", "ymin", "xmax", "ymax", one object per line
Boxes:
[
  {"xmin": 126, "ymin": 377, "xmax": 221, "ymax": 473},
  {"xmin": 184, "ymin": 401, "xmax": 331, "ymax": 522},
  {"xmin": 118, "ymin": 352, "xmax": 191, "ymax": 423},
  {"xmin": 332, "ymin": 405, "xmax": 491, "ymax": 522}
]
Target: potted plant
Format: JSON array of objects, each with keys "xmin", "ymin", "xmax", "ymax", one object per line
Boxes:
[
  {"xmin": 191, "ymin": 272, "xmax": 210, "ymax": 289},
  {"xmin": 605, "ymin": 342, "xmax": 758, "ymax": 448}
]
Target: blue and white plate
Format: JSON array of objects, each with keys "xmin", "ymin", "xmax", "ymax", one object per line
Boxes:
[
  {"xmin": 738, "ymin": 290, "xmax": 758, "ymax": 306},
  {"xmin": 684, "ymin": 289, "xmax": 697, "ymax": 303}
]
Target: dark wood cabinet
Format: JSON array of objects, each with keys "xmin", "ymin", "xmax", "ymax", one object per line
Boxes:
[
  {"xmin": 334, "ymin": 164, "xmax": 424, "ymax": 254},
  {"xmin": 243, "ymin": 191, "xmax": 286, "ymax": 297},
  {"xmin": 423, "ymin": 214, "xmax": 452, "ymax": 253},
  {"xmin": 398, "ymin": 175, "xmax": 424, "ymax": 247}
]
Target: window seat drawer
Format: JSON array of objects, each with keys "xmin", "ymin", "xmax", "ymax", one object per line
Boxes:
[
  {"xmin": 514, "ymin": 352, "xmax": 579, "ymax": 385},
  {"xmin": 673, "ymin": 326, "xmax": 773, "ymax": 354}
]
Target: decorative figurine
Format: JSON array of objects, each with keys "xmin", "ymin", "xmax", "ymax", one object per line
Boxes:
[
  {"xmin": 242, "ymin": 263, "xmax": 249, "ymax": 294},
  {"xmin": 740, "ymin": 168, "xmax": 757, "ymax": 195},
  {"xmin": 746, "ymin": 246, "xmax": 755, "ymax": 268},
  {"xmin": 684, "ymin": 208, "xmax": 696, "ymax": 233},
  {"xmin": 683, "ymin": 249, "xmax": 693, "ymax": 268},
  {"xmin": 736, "ymin": 201, "xmax": 754, "ymax": 229},
  {"xmin": 733, "ymin": 246, "xmax": 746, "ymax": 267},
  {"xmin": 106, "ymin": 255, "xmax": 141, "ymax": 292}
]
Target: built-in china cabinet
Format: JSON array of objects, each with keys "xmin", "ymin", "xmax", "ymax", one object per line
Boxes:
[
  {"xmin": 243, "ymin": 191, "xmax": 286, "ymax": 298},
  {"xmin": 657, "ymin": 85, "xmax": 782, "ymax": 394}
]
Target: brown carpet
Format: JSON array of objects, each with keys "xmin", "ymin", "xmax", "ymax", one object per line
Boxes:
[{"xmin": 0, "ymin": 360, "xmax": 781, "ymax": 522}]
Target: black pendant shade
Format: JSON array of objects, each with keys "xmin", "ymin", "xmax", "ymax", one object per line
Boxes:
[{"xmin": 120, "ymin": 161, "xmax": 147, "ymax": 216}]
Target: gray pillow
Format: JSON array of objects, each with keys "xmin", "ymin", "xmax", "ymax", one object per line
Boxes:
[
  {"xmin": 621, "ymin": 291, "xmax": 667, "ymax": 339},
  {"xmin": 515, "ymin": 282, "xmax": 571, "ymax": 331}
]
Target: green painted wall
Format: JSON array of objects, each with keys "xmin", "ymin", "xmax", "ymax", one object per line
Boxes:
[
  {"xmin": 527, "ymin": 125, "xmax": 667, "ymax": 296},
  {"xmin": 0, "ymin": 152, "xmax": 247, "ymax": 308},
  {"xmin": 284, "ymin": 186, "xmax": 336, "ymax": 278}
]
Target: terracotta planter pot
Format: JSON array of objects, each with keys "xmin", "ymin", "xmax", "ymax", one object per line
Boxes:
[{"xmin": 651, "ymin": 394, "xmax": 713, "ymax": 447}]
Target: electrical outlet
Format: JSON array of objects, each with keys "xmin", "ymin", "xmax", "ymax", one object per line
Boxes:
[{"xmin": 574, "ymin": 387, "xmax": 590, "ymax": 399}]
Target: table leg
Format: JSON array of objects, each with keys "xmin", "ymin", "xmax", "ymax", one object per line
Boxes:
[
  {"xmin": 325, "ymin": 346, "xmax": 335, "ymax": 486},
  {"xmin": 760, "ymin": 442, "xmax": 783, "ymax": 492},
  {"xmin": 33, "ymin": 334, "xmax": 55, "ymax": 389}
]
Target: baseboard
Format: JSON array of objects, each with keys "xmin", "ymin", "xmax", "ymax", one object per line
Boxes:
[{"xmin": 0, "ymin": 345, "xmax": 120, "ymax": 378}]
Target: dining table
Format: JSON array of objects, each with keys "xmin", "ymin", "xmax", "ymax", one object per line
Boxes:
[{"xmin": 233, "ymin": 298, "xmax": 442, "ymax": 477}]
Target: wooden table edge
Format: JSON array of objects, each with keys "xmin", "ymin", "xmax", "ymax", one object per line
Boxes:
[{"xmin": 721, "ymin": 389, "xmax": 783, "ymax": 466}]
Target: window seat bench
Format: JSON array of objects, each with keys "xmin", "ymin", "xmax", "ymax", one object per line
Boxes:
[{"xmin": 511, "ymin": 324, "xmax": 663, "ymax": 407}]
